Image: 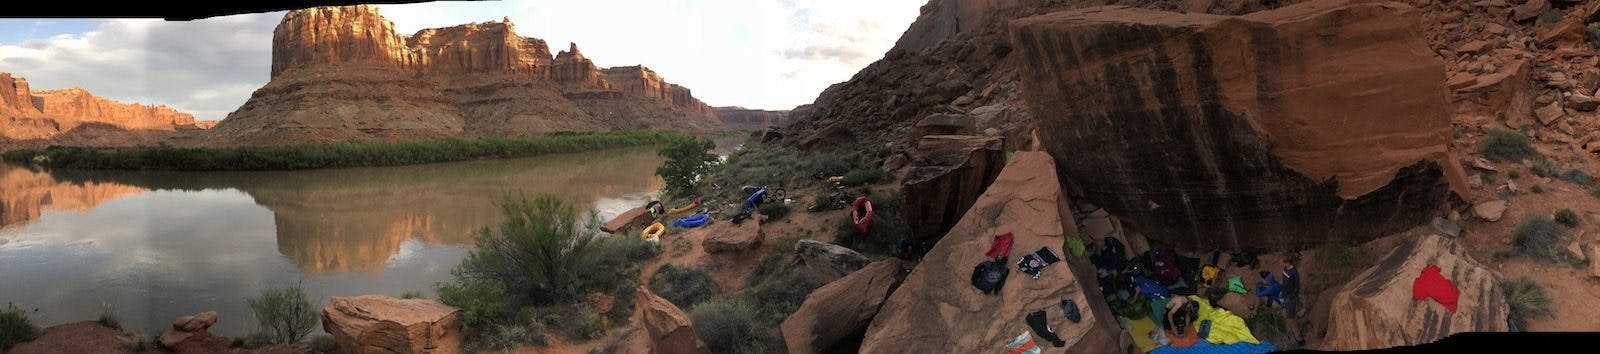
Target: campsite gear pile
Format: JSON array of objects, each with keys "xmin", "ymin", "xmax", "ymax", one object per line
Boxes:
[
  {"xmin": 1085, "ymin": 235, "xmax": 1281, "ymax": 354},
  {"xmin": 965, "ymin": 232, "xmax": 1083, "ymax": 349}
]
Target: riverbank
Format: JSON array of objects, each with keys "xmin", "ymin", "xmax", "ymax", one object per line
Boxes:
[{"xmin": 0, "ymin": 131, "xmax": 690, "ymax": 171}]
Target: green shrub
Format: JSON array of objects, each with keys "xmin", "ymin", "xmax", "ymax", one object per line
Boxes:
[
  {"xmin": 691, "ymin": 300, "xmax": 767, "ymax": 354},
  {"xmin": 1555, "ymin": 208, "xmax": 1580, "ymax": 227},
  {"xmin": 246, "ymin": 284, "xmax": 320, "ymax": 344},
  {"xmin": 1504, "ymin": 276, "xmax": 1551, "ymax": 331},
  {"xmin": 1532, "ymin": 185, "xmax": 1545, "ymax": 194},
  {"xmin": 478, "ymin": 321, "xmax": 547, "ymax": 351},
  {"xmin": 309, "ymin": 335, "xmax": 339, "ymax": 353},
  {"xmin": 400, "ymin": 290, "xmax": 426, "ymax": 299},
  {"xmin": 649, "ymin": 264, "xmax": 718, "ymax": 310},
  {"xmin": 1509, "ymin": 170, "xmax": 1521, "ymax": 179},
  {"xmin": 97, "ymin": 303, "xmax": 120, "ymax": 329},
  {"xmin": 1513, "ymin": 214, "xmax": 1564, "ymax": 261},
  {"xmin": 1561, "ymin": 169, "xmax": 1593, "ymax": 186},
  {"xmin": 2, "ymin": 131, "xmax": 684, "ymax": 171},
  {"xmin": 840, "ymin": 168, "xmax": 890, "ymax": 186},
  {"xmin": 746, "ymin": 237, "xmax": 801, "ymax": 290},
  {"xmin": 656, "ymin": 137, "xmax": 721, "ymax": 197},
  {"xmin": 741, "ymin": 272, "xmax": 826, "ymax": 326},
  {"xmin": 453, "ymin": 193, "xmax": 601, "ymax": 305},
  {"xmin": 1480, "ymin": 129, "xmax": 1540, "ymax": 162},
  {"xmin": 1, "ymin": 303, "xmax": 39, "ymax": 352},
  {"xmin": 1532, "ymin": 159, "xmax": 1558, "ymax": 178},
  {"xmin": 757, "ymin": 203, "xmax": 790, "ymax": 221},
  {"xmin": 1539, "ymin": 8, "xmax": 1564, "ymax": 25},
  {"xmin": 1588, "ymin": 26, "xmax": 1600, "ymax": 50},
  {"xmin": 437, "ymin": 279, "xmax": 513, "ymax": 340},
  {"xmin": 585, "ymin": 326, "xmax": 639, "ymax": 354},
  {"xmin": 1244, "ymin": 305, "xmax": 1294, "ymax": 349},
  {"xmin": 524, "ymin": 305, "xmax": 605, "ymax": 341}
]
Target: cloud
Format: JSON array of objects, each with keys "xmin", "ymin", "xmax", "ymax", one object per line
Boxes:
[
  {"xmin": 0, "ymin": 14, "xmax": 280, "ymax": 120},
  {"xmin": 0, "ymin": 0, "xmax": 924, "ymax": 116}
]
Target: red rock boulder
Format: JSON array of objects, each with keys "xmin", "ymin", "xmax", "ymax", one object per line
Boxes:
[
  {"xmin": 1009, "ymin": 0, "xmax": 1470, "ymax": 251},
  {"xmin": 322, "ymin": 295, "xmax": 462, "ymax": 354},
  {"xmin": 701, "ymin": 216, "xmax": 763, "ymax": 253},
  {"xmin": 901, "ymin": 135, "xmax": 1006, "ymax": 241},
  {"xmin": 635, "ymin": 287, "xmax": 711, "ymax": 354},
  {"xmin": 781, "ymin": 258, "xmax": 907, "ymax": 354}
]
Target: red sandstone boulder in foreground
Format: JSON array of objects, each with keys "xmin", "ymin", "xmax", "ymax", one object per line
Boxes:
[
  {"xmin": 701, "ymin": 216, "xmax": 763, "ymax": 253},
  {"xmin": 781, "ymin": 258, "xmax": 907, "ymax": 354},
  {"xmin": 1322, "ymin": 232, "xmax": 1508, "ymax": 350},
  {"xmin": 861, "ymin": 151, "xmax": 1131, "ymax": 354},
  {"xmin": 1009, "ymin": 0, "xmax": 1470, "ymax": 251},
  {"xmin": 634, "ymin": 287, "xmax": 711, "ymax": 354},
  {"xmin": 322, "ymin": 295, "xmax": 462, "ymax": 354}
]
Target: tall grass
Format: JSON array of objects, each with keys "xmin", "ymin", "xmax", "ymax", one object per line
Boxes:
[
  {"xmin": 1504, "ymin": 276, "xmax": 1551, "ymax": 331},
  {"xmin": 2, "ymin": 131, "xmax": 684, "ymax": 171},
  {"xmin": 1480, "ymin": 129, "xmax": 1540, "ymax": 162},
  {"xmin": 1513, "ymin": 214, "xmax": 1564, "ymax": 261},
  {"xmin": 246, "ymin": 284, "xmax": 319, "ymax": 344},
  {"xmin": 1, "ymin": 303, "xmax": 39, "ymax": 352},
  {"xmin": 649, "ymin": 264, "xmax": 718, "ymax": 310}
]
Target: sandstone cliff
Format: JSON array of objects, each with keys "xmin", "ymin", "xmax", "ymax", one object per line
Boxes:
[
  {"xmin": 1, "ymin": 72, "xmax": 199, "ymax": 144},
  {"xmin": 713, "ymin": 106, "xmax": 789, "ymax": 130},
  {"xmin": 216, "ymin": 5, "xmax": 721, "ymax": 144}
]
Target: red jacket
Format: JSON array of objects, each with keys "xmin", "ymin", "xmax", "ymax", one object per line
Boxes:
[{"xmin": 1411, "ymin": 264, "xmax": 1459, "ymax": 313}]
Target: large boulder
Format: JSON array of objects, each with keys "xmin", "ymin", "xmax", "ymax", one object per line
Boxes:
[
  {"xmin": 158, "ymin": 311, "xmax": 233, "ymax": 354},
  {"xmin": 322, "ymin": 295, "xmax": 462, "ymax": 354},
  {"xmin": 603, "ymin": 206, "xmax": 654, "ymax": 234},
  {"xmin": 791, "ymin": 239, "xmax": 870, "ymax": 284},
  {"xmin": 912, "ymin": 113, "xmax": 978, "ymax": 144},
  {"xmin": 1322, "ymin": 233, "xmax": 1509, "ymax": 350},
  {"xmin": 1008, "ymin": 0, "xmax": 1469, "ymax": 251},
  {"xmin": 860, "ymin": 151, "xmax": 1131, "ymax": 354},
  {"xmin": 702, "ymin": 215, "xmax": 763, "ymax": 253},
  {"xmin": 782, "ymin": 258, "xmax": 907, "ymax": 354},
  {"xmin": 635, "ymin": 287, "xmax": 711, "ymax": 354},
  {"xmin": 902, "ymin": 135, "xmax": 1006, "ymax": 241}
]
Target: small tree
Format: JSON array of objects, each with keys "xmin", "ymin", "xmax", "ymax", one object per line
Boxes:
[
  {"xmin": 247, "ymin": 285, "xmax": 319, "ymax": 344},
  {"xmin": 453, "ymin": 192, "xmax": 598, "ymax": 305},
  {"xmin": 656, "ymin": 137, "xmax": 720, "ymax": 197}
]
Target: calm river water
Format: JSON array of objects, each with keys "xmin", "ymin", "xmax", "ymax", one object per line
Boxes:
[{"xmin": 0, "ymin": 146, "xmax": 674, "ymax": 336}]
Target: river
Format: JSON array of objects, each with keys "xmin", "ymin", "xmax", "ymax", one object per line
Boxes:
[{"xmin": 0, "ymin": 145, "xmax": 684, "ymax": 337}]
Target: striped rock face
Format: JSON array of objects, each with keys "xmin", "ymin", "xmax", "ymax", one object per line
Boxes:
[
  {"xmin": 1009, "ymin": 0, "xmax": 1470, "ymax": 251},
  {"xmin": 1324, "ymin": 232, "xmax": 1508, "ymax": 350}
]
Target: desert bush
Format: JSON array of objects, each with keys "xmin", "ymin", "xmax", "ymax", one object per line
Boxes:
[
  {"xmin": 1480, "ymin": 129, "xmax": 1539, "ymax": 162},
  {"xmin": 1532, "ymin": 159, "xmax": 1559, "ymax": 178},
  {"xmin": 1504, "ymin": 276, "xmax": 1551, "ymax": 331},
  {"xmin": 1532, "ymin": 185, "xmax": 1545, "ymax": 194},
  {"xmin": 1588, "ymin": 26, "xmax": 1600, "ymax": 51},
  {"xmin": 524, "ymin": 305, "xmax": 605, "ymax": 341},
  {"xmin": 1, "ymin": 303, "xmax": 39, "ymax": 352},
  {"xmin": 837, "ymin": 190, "xmax": 909, "ymax": 256},
  {"xmin": 657, "ymin": 137, "xmax": 721, "ymax": 197},
  {"xmin": 478, "ymin": 321, "xmax": 548, "ymax": 351},
  {"xmin": 2, "ymin": 131, "xmax": 684, "ymax": 170},
  {"xmin": 95, "ymin": 302, "xmax": 119, "ymax": 329},
  {"xmin": 757, "ymin": 203, "xmax": 791, "ymax": 221},
  {"xmin": 1513, "ymin": 214, "xmax": 1564, "ymax": 261},
  {"xmin": 1539, "ymin": 8, "xmax": 1564, "ymax": 25},
  {"xmin": 1509, "ymin": 170, "xmax": 1521, "ymax": 179},
  {"xmin": 691, "ymin": 300, "xmax": 769, "ymax": 354},
  {"xmin": 309, "ymin": 335, "xmax": 338, "ymax": 353},
  {"xmin": 453, "ymin": 193, "xmax": 600, "ymax": 305},
  {"xmin": 1245, "ymin": 305, "xmax": 1294, "ymax": 349},
  {"xmin": 585, "ymin": 326, "xmax": 639, "ymax": 354},
  {"xmin": 400, "ymin": 290, "xmax": 426, "ymax": 299},
  {"xmin": 840, "ymin": 168, "xmax": 890, "ymax": 186},
  {"xmin": 247, "ymin": 284, "xmax": 320, "ymax": 344},
  {"xmin": 649, "ymin": 264, "xmax": 718, "ymax": 310},
  {"xmin": 1555, "ymin": 208, "xmax": 1580, "ymax": 227},
  {"xmin": 437, "ymin": 279, "xmax": 513, "ymax": 340}
]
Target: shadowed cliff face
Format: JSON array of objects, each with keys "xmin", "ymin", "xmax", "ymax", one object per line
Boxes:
[{"xmin": 1008, "ymin": 1, "xmax": 1468, "ymax": 251}]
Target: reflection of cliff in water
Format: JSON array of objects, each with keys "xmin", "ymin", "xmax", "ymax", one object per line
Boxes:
[
  {"xmin": 35, "ymin": 147, "xmax": 664, "ymax": 273},
  {"xmin": 0, "ymin": 163, "xmax": 145, "ymax": 228}
]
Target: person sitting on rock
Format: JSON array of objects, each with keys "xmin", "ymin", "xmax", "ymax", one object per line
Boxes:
[{"xmin": 1254, "ymin": 270, "xmax": 1282, "ymax": 307}]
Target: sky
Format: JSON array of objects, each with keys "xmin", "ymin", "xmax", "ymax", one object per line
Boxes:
[{"xmin": 0, "ymin": 0, "xmax": 925, "ymax": 120}]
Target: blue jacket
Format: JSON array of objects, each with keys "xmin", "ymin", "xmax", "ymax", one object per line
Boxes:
[
  {"xmin": 1255, "ymin": 273, "xmax": 1282, "ymax": 303},
  {"xmin": 1135, "ymin": 276, "xmax": 1169, "ymax": 299}
]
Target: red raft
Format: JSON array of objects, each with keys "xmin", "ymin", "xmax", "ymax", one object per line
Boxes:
[{"xmin": 852, "ymin": 196, "xmax": 874, "ymax": 234}]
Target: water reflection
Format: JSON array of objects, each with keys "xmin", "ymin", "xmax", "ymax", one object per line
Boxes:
[{"xmin": 0, "ymin": 147, "xmax": 665, "ymax": 335}]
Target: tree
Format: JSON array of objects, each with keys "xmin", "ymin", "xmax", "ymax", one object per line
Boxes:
[
  {"xmin": 656, "ymin": 137, "xmax": 720, "ymax": 197},
  {"xmin": 453, "ymin": 192, "xmax": 598, "ymax": 305}
]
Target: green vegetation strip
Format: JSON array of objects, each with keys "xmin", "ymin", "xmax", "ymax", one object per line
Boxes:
[{"xmin": 1, "ymin": 131, "xmax": 688, "ymax": 171}]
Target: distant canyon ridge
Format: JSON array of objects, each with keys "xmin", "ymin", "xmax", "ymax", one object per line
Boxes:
[{"xmin": 3, "ymin": 5, "xmax": 792, "ymax": 149}]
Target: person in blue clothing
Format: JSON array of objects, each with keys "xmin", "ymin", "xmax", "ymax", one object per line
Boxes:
[{"xmin": 1254, "ymin": 270, "xmax": 1282, "ymax": 307}]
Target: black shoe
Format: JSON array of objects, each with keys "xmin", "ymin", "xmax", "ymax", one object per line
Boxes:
[{"xmin": 1062, "ymin": 299, "xmax": 1081, "ymax": 323}]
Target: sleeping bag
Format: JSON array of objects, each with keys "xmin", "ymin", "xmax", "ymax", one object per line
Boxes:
[{"xmin": 1188, "ymin": 295, "xmax": 1260, "ymax": 345}]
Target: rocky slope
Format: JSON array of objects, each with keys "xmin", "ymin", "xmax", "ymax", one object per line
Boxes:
[
  {"xmin": 213, "ymin": 5, "xmax": 721, "ymax": 144},
  {"xmin": 713, "ymin": 106, "xmax": 789, "ymax": 130},
  {"xmin": 1, "ymin": 72, "xmax": 199, "ymax": 143}
]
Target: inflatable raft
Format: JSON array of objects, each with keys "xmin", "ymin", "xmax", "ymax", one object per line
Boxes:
[
  {"xmin": 673, "ymin": 212, "xmax": 710, "ymax": 228},
  {"xmin": 668, "ymin": 196, "xmax": 701, "ymax": 215},
  {"xmin": 641, "ymin": 222, "xmax": 665, "ymax": 242},
  {"xmin": 852, "ymin": 196, "xmax": 874, "ymax": 234}
]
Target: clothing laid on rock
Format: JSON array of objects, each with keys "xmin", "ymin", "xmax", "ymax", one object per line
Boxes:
[
  {"xmin": 1025, "ymin": 310, "xmax": 1066, "ymax": 347},
  {"xmin": 1201, "ymin": 265, "xmax": 1221, "ymax": 287},
  {"xmin": 1006, "ymin": 331, "xmax": 1041, "ymax": 354},
  {"xmin": 1062, "ymin": 299, "xmax": 1081, "ymax": 323},
  {"xmin": 1150, "ymin": 249, "xmax": 1183, "ymax": 283},
  {"xmin": 971, "ymin": 257, "xmax": 1010, "ymax": 295},
  {"xmin": 1136, "ymin": 276, "xmax": 1171, "ymax": 299},
  {"xmin": 1018, "ymin": 247, "xmax": 1062, "ymax": 278},
  {"xmin": 1411, "ymin": 264, "xmax": 1460, "ymax": 313},
  {"xmin": 1254, "ymin": 273, "xmax": 1282, "ymax": 305},
  {"xmin": 988, "ymin": 232, "xmax": 1015, "ymax": 259},
  {"xmin": 1227, "ymin": 276, "xmax": 1246, "ymax": 294}
]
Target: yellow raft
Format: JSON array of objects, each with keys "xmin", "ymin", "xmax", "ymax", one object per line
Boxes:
[
  {"xmin": 640, "ymin": 222, "xmax": 665, "ymax": 242},
  {"xmin": 667, "ymin": 197, "xmax": 701, "ymax": 215}
]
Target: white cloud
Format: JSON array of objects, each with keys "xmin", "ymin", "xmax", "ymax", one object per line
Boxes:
[{"xmin": 0, "ymin": 0, "xmax": 923, "ymax": 117}]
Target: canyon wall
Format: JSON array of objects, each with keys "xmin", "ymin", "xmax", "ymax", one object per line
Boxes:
[
  {"xmin": 1, "ymin": 72, "xmax": 199, "ymax": 144},
  {"xmin": 714, "ymin": 107, "xmax": 789, "ymax": 130},
  {"xmin": 215, "ymin": 5, "xmax": 721, "ymax": 144}
]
